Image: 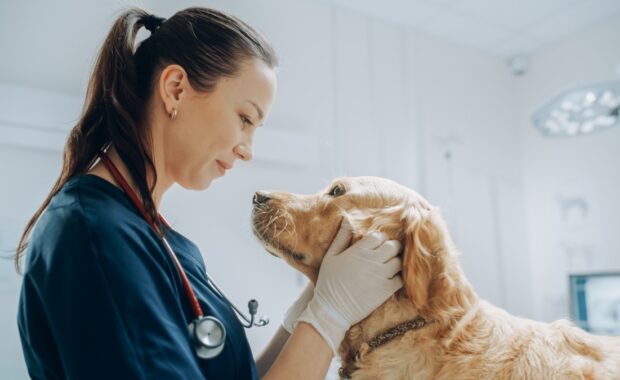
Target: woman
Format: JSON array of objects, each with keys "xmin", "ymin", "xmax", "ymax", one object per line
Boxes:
[{"xmin": 15, "ymin": 7, "xmax": 402, "ymax": 379}]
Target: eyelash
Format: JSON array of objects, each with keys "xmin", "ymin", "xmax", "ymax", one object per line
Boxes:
[{"xmin": 240, "ymin": 115, "xmax": 254, "ymax": 130}]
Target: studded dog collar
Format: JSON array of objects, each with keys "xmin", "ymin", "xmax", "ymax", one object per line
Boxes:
[{"xmin": 339, "ymin": 316, "xmax": 431, "ymax": 379}]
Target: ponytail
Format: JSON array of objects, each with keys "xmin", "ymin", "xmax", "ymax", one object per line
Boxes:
[{"xmin": 13, "ymin": 8, "xmax": 160, "ymax": 272}]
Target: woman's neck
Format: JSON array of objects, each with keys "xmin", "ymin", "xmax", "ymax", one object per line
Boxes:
[{"xmin": 87, "ymin": 146, "xmax": 169, "ymax": 208}]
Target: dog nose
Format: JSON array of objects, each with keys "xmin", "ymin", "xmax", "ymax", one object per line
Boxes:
[{"xmin": 253, "ymin": 191, "xmax": 272, "ymax": 205}]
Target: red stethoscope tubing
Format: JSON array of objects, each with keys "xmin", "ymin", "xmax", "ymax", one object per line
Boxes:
[{"xmin": 98, "ymin": 152, "xmax": 204, "ymax": 319}]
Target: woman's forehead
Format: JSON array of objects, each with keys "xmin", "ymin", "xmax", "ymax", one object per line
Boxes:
[{"xmin": 219, "ymin": 60, "xmax": 277, "ymax": 104}]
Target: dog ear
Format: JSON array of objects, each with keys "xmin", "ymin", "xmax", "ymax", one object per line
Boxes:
[{"xmin": 402, "ymin": 207, "xmax": 452, "ymax": 311}]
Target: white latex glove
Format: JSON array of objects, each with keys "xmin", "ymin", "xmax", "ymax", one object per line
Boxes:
[
  {"xmin": 282, "ymin": 282, "xmax": 314, "ymax": 334},
  {"xmin": 296, "ymin": 219, "xmax": 403, "ymax": 354}
]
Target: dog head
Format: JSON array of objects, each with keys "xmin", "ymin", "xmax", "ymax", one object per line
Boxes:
[{"xmin": 251, "ymin": 176, "xmax": 465, "ymax": 314}]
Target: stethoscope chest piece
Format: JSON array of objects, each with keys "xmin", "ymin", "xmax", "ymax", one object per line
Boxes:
[{"xmin": 189, "ymin": 316, "xmax": 226, "ymax": 359}]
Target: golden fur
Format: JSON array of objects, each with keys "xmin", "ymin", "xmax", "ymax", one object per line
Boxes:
[{"xmin": 251, "ymin": 176, "xmax": 620, "ymax": 379}]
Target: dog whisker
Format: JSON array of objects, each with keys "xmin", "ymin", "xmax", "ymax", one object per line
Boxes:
[{"xmin": 273, "ymin": 213, "xmax": 289, "ymax": 240}]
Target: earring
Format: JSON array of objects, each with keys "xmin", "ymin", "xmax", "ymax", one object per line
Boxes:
[{"xmin": 170, "ymin": 109, "xmax": 178, "ymax": 121}]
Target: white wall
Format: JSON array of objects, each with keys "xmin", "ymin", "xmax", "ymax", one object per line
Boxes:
[
  {"xmin": 408, "ymin": 29, "xmax": 532, "ymax": 317},
  {"xmin": 516, "ymin": 13, "xmax": 620, "ymax": 322}
]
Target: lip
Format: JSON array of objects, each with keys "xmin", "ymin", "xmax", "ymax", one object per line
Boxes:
[
  {"xmin": 217, "ymin": 160, "xmax": 232, "ymax": 170},
  {"xmin": 215, "ymin": 160, "xmax": 231, "ymax": 176}
]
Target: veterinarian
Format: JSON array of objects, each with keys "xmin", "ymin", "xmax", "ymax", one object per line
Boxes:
[{"xmin": 15, "ymin": 7, "xmax": 403, "ymax": 379}]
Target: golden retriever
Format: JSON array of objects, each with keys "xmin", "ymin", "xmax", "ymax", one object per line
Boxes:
[{"xmin": 251, "ymin": 176, "xmax": 620, "ymax": 379}]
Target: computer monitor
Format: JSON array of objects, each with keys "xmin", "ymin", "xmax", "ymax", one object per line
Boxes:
[{"xmin": 569, "ymin": 272, "xmax": 620, "ymax": 335}]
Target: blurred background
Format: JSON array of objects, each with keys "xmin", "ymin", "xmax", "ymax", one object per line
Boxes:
[{"xmin": 1, "ymin": 0, "xmax": 619, "ymax": 378}]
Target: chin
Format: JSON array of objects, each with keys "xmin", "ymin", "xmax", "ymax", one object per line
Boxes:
[
  {"xmin": 177, "ymin": 175, "xmax": 214, "ymax": 191},
  {"xmin": 196, "ymin": 177, "xmax": 214, "ymax": 190}
]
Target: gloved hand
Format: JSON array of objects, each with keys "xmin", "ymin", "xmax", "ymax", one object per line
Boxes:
[
  {"xmin": 296, "ymin": 219, "xmax": 403, "ymax": 354},
  {"xmin": 282, "ymin": 282, "xmax": 314, "ymax": 334}
]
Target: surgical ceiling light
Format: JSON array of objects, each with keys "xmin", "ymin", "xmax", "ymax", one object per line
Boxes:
[{"xmin": 531, "ymin": 81, "xmax": 620, "ymax": 137}]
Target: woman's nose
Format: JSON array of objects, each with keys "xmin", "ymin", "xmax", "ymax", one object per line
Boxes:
[{"xmin": 234, "ymin": 144, "xmax": 253, "ymax": 161}]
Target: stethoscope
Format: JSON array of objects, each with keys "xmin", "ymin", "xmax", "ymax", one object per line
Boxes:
[{"xmin": 98, "ymin": 151, "xmax": 269, "ymax": 359}]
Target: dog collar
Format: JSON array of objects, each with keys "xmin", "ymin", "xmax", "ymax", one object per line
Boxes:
[{"xmin": 339, "ymin": 316, "xmax": 431, "ymax": 379}]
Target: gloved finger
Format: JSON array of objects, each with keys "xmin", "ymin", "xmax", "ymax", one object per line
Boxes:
[
  {"xmin": 354, "ymin": 231, "xmax": 387, "ymax": 250},
  {"xmin": 373, "ymin": 240, "xmax": 402, "ymax": 263},
  {"xmin": 378, "ymin": 256, "xmax": 402, "ymax": 278},
  {"xmin": 324, "ymin": 218, "xmax": 353, "ymax": 256},
  {"xmin": 386, "ymin": 275, "xmax": 404, "ymax": 293}
]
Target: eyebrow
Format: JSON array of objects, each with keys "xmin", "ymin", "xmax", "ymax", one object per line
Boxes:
[{"xmin": 247, "ymin": 100, "xmax": 264, "ymax": 123}]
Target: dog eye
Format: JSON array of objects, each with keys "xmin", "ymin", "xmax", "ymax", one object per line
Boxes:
[{"xmin": 328, "ymin": 184, "xmax": 346, "ymax": 197}]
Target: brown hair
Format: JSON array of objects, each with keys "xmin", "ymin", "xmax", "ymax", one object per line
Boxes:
[{"xmin": 13, "ymin": 7, "xmax": 278, "ymax": 272}]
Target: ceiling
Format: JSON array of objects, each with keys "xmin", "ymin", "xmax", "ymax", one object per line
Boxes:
[
  {"xmin": 1, "ymin": 0, "xmax": 619, "ymax": 95},
  {"xmin": 322, "ymin": 0, "xmax": 620, "ymax": 58}
]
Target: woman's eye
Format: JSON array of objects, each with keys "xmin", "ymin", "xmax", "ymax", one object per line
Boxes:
[
  {"xmin": 240, "ymin": 115, "xmax": 254, "ymax": 130},
  {"xmin": 328, "ymin": 184, "xmax": 346, "ymax": 197}
]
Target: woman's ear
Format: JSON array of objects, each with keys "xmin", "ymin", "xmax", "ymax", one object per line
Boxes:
[
  {"xmin": 158, "ymin": 64, "xmax": 187, "ymax": 114},
  {"xmin": 402, "ymin": 208, "xmax": 450, "ymax": 311}
]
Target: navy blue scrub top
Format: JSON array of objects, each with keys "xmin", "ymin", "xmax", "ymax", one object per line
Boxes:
[{"xmin": 17, "ymin": 174, "xmax": 259, "ymax": 380}]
